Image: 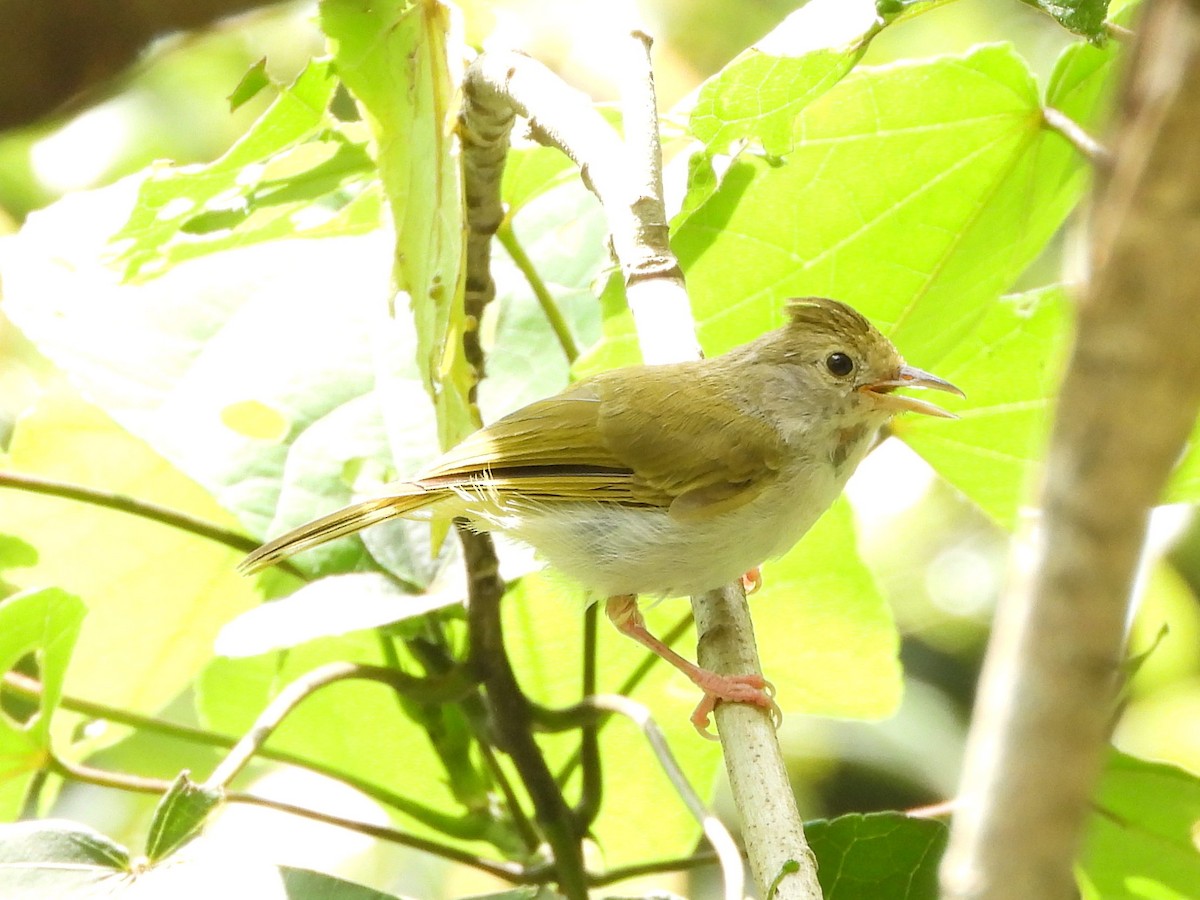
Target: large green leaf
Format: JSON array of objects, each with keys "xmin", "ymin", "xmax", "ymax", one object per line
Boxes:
[
  {"xmin": 321, "ymin": 0, "xmax": 471, "ymax": 450},
  {"xmin": 898, "ymin": 286, "xmax": 1070, "ymax": 527},
  {"xmin": 689, "ymin": 0, "xmax": 953, "ymax": 156},
  {"xmin": 680, "ymin": 45, "xmax": 1073, "ymax": 362},
  {"xmin": 0, "ymin": 589, "xmax": 85, "ymax": 819},
  {"xmin": 2, "ymin": 177, "xmax": 440, "ymax": 583},
  {"xmin": 806, "ymin": 812, "xmax": 947, "ymax": 899},
  {"xmin": 1078, "ymin": 750, "xmax": 1200, "ymax": 899},
  {"xmin": 0, "ymin": 395, "xmax": 259, "ymax": 748}
]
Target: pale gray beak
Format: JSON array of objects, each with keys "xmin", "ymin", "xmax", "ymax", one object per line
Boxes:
[{"xmin": 860, "ymin": 364, "xmax": 964, "ymax": 419}]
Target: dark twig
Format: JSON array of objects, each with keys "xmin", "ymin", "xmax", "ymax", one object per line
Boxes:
[{"xmin": 459, "ymin": 523, "xmax": 588, "ymax": 899}]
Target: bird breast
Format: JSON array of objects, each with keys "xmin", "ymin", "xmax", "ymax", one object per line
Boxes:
[{"xmin": 481, "ymin": 450, "xmax": 854, "ymax": 600}]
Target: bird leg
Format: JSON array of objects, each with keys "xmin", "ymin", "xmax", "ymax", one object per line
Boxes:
[
  {"xmin": 741, "ymin": 566, "xmax": 762, "ymax": 594},
  {"xmin": 604, "ymin": 594, "xmax": 779, "ymax": 738}
]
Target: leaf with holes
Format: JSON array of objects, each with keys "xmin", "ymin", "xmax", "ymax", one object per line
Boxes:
[{"xmin": 110, "ymin": 60, "xmax": 380, "ymax": 281}]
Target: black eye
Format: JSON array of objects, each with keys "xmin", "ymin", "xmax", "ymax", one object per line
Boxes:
[{"xmin": 826, "ymin": 352, "xmax": 854, "ymax": 377}]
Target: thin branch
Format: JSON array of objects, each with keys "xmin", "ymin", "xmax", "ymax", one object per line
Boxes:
[
  {"xmin": 588, "ymin": 851, "xmax": 720, "ymax": 887},
  {"xmin": 1042, "ymin": 106, "xmax": 1111, "ymax": 164},
  {"xmin": 203, "ymin": 661, "xmax": 471, "ymax": 791},
  {"xmin": 48, "ymin": 747, "xmax": 540, "ymax": 883},
  {"xmin": 941, "ymin": 1, "xmax": 1200, "ymax": 896},
  {"xmin": 553, "ymin": 611, "xmax": 692, "ymax": 784},
  {"xmin": 460, "ymin": 61, "xmax": 591, "ymax": 897},
  {"xmin": 0, "ymin": 470, "xmax": 295, "ymax": 570},
  {"xmin": 1106, "ymin": 21, "xmax": 1134, "ymax": 41},
  {"xmin": 572, "ymin": 601, "xmax": 602, "ymax": 829},
  {"xmin": 3, "ymin": 671, "xmax": 492, "ymax": 838},
  {"xmin": 561, "ymin": 693, "xmax": 745, "ymax": 900},
  {"xmin": 618, "ymin": 31, "xmax": 821, "ymax": 900},
  {"xmin": 496, "ymin": 219, "xmax": 580, "ymax": 363},
  {"xmin": 226, "ymin": 792, "xmax": 541, "ymax": 884}
]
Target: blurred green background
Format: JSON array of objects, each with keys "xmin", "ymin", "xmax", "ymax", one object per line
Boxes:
[{"xmin": 0, "ymin": 1, "xmax": 1195, "ymax": 897}]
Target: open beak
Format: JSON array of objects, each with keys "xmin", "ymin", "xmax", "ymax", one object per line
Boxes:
[{"xmin": 859, "ymin": 364, "xmax": 964, "ymax": 419}]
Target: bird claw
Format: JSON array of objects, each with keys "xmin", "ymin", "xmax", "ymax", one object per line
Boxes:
[
  {"xmin": 741, "ymin": 567, "xmax": 762, "ymax": 595},
  {"xmin": 688, "ymin": 674, "xmax": 783, "ymax": 738}
]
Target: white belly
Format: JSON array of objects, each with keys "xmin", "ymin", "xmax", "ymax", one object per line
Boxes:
[{"xmin": 475, "ymin": 457, "xmax": 847, "ymax": 599}]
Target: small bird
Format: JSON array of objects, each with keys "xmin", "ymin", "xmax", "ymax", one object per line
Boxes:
[{"xmin": 240, "ymin": 297, "xmax": 961, "ymax": 734}]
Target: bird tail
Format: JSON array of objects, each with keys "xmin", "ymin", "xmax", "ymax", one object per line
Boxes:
[{"xmin": 238, "ymin": 483, "xmax": 441, "ymax": 574}]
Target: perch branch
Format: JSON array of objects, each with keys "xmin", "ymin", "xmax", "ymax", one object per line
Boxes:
[
  {"xmin": 941, "ymin": 1, "xmax": 1200, "ymax": 897},
  {"xmin": 619, "ymin": 31, "xmax": 819, "ymax": 900},
  {"xmin": 461, "ymin": 32, "xmax": 817, "ymax": 898}
]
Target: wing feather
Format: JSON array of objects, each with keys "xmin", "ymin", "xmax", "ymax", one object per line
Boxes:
[{"xmin": 419, "ymin": 363, "xmax": 786, "ymax": 518}]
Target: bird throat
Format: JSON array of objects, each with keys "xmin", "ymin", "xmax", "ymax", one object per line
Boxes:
[{"xmin": 831, "ymin": 422, "xmax": 875, "ymax": 474}]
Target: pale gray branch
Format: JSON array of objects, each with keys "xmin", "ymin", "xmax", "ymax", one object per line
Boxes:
[{"xmin": 941, "ymin": 1, "xmax": 1200, "ymax": 897}]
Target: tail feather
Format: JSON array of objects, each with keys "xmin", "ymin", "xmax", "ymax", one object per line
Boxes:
[{"xmin": 239, "ymin": 483, "xmax": 441, "ymax": 574}]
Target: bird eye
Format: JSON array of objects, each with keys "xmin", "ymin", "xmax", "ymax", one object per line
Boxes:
[{"xmin": 826, "ymin": 352, "xmax": 854, "ymax": 377}]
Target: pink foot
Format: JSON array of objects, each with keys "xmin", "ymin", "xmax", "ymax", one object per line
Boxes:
[
  {"xmin": 688, "ymin": 672, "xmax": 781, "ymax": 739},
  {"xmin": 741, "ymin": 567, "xmax": 762, "ymax": 594}
]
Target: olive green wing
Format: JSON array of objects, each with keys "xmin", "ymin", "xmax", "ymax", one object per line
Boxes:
[
  {"xmin": 419, "ymin": 363, "xmax": 785, "ymax": 517},
  {"xmin": 592, "ymin": 364, "xmax": 786, "ymax": 519}
]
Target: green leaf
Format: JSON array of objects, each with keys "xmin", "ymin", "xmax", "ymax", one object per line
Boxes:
[
  {"xmin": 688, "ymin": 0, "xmax": 954, "ymax": 156},
  {"xmin": 111, "ymin": 60, "xmax": 378, "ymax": 280},
  {"xmin": 321, "ymin": 0, "xmax": 472, "ymax": 449},
  {"xmin": 1079, "ymin": 750, "xmax": 1200, "ymax": 900},
  {"xmin": 756, "ymin": 497, "xmax": 901, "ymax": 718},
  {"xmin": 0, "ymin": 589, "xmax": 85, "ymax": 819},
  {"xmin": 671, "ymin": 45, "xmax": 1077, "ymax": 367},
  {"xmin": 0, "ymin": 819, "xmax": 410, "ymax": 899},
  {"xmin": 0, "ymin": 536, "xmax": 36, "ymax": 573},
  {"xmin": 806, "ymin": 812, "xmax": 947, "ymax": 899},
  {"xmin": 897, "ymin": 286, "xmax": 1071, "ymax": 527},
  {"xmin": 1164, "ymin": 427, "xmax": 1200, "ymax": 504},
  {"xmin": 0, "ymin": 819, "xmax": 130, "ymax": 896},
  {"xmin": 215, "ymin": 573, "xmax": 461, "ymax": 657},
  {"xmin": 144, "ymin": 771, "xmax": 222, "ymax": 862},
  {"xmin": 1019, "ymin": 0, "xmax": 1112, "ymax": 39},
  {"xmin": 483, "ymin": 179, "xmax": 608, "ymax": 419},
  {"xmin": 691, "ymin": 48, "xmax": 866, "ymax": 157},
  {"xmin": 228, "ymin": 57, "xmax": 272, "ymax": 112},
  {"xmin": 0, "ymin": 394, "xmax": 260, "ymax": 755},
  {"xmin": 2, "ymin": 178, "xmax": 441, "ymax": 583}
]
